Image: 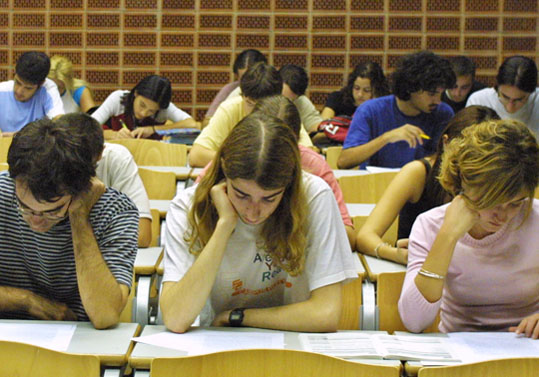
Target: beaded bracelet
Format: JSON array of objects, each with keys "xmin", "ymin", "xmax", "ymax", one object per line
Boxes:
[
  {"xmin": 418, "ymin": 268, "xmax": 445, "ymax": 280},
  {"xmin": 373, "ymin": 242, "xmax": 389, "ymax": 259}
]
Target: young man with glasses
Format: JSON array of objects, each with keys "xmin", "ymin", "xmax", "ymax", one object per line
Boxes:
[
  {"xmin": 467, "ymin": 55, "xmax": 539, "ymax": 139},
  {"xmin": 0, "ymin": 115, "xmax": 139, "ymax": 329}
]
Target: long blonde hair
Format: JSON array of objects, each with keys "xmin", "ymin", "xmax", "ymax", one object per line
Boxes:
[
  {"xmin": 48, "ymin": 55, "xmax": 90, "ymax": 92},
  {"xmin": 439, "ymin": 119, "xmax": 539, "ymax": 216},
  {"xmin": 187, "ymin": 113, "xmax": 308, "ymax": 275}
]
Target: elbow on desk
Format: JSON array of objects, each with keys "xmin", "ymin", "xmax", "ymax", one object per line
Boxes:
[{"xmin": 89, "ymin": 312, "xmax": 121, "ymax": 330}]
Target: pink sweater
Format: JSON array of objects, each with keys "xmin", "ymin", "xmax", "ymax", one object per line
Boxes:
[{"xmin": 399, "ymin": 200, "xmax": 539, "ymax": 333}]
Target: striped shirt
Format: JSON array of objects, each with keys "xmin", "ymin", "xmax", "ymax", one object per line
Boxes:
[{"xmin": 0, "ymin": 172, "xmax": 139, "ymax": 321}]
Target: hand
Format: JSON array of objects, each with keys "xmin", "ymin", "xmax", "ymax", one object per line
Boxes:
[
  {"xmin": 442, "ymin": 195, "xmax": 480, "ymax": 240},
  {"xmin": 509, "ymin": 313, "xmax": 539, "ymax": 339},
  {"xmin": 131, "ymin": 127, "xmax": 155, "ymax": 139},
  {"xmin": 210, "ymin": 181, "xmax": 238, "ymax": 228},
  {"xmin": 116, "ymin": 127, "xmax": 134, "ymax": 139},
  {"xmin": 395, "ymin": 238, "xmax": 409, "ymax": 264},
  {"xmin": 384, "ymin": 124, "xmax": 424, "ymax": 148},
  {"xmin": 27, "ymin": 293, "xmax": 78, "ymax": 321},
  {"xmin": 211, "ymin": 310, "xmax": 231, "ymax": 327},
  {"xmin": 68, "ymin": 177, "xmax": 106, "ymax": 218}
]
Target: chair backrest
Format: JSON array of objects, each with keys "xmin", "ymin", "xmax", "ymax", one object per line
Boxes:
[
  {"xmin": 338, "ymin": 171, "xmax": 398, "ymax": 203},
  {"xmin": 338, "ymin": 273, "xmax": 362, "ymax": 330},
  {"xmin": 324, "ymin": 146, "xmax": 342, "ymax": 170},
  {"xmin": 0, "ymin": 162, "xmax": 8, "ymax": 171},
  {"xmin": 138, "ymin": 167, "xmax": 177, "ymax": 200},
  {"xmin": 377, "ymin": 271, "xmax": 439, "ymax": 333},
  {"xmin": 108, "ymin": 139, "xmax": 187, "ymax": 166},
  {"xmin": 150, "ymin": 208, "xmax": 161, "ymax": 247},
  {"xmin": 151, "ymin": 348, "xmax": 400, "ymax": 377},
  {"xmin": 0, "ymin": 136, "xmax": 13, "ymax": 163},
  {"xmin": 0, "ymin": 340, "xmax": 100, "ymax": 377},
  {"xmin": 418, "ymin": 357, "xmax": 539, "ymax": 377}
]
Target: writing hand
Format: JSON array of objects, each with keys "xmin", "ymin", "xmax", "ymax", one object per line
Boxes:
[
  {"xmin": 116, "ymin": 127, "xmax": 134, "ymax": 139},
  {"xmin": 131, "ymin": 127, "xmax": 155, "ymax": 139},
  {"xmin": 384, "ymin": 124, "xmax": 424, "ymax": 148},
  {"xmin": 509, "ymin": 313, "xmax": 539, "ymax": 339}
]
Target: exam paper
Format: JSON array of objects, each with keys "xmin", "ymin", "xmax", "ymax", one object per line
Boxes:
[
  {"xmin": 133, "ymin": 328, "xmax": 284, "ymax": 355},
  {"xmin": 0, "ymin": 323, "xmax": 76, "ymax": 351}
]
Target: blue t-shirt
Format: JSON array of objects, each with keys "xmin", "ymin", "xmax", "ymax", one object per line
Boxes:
[
  {"xmin": 343, "ymin": 95, "xmax": 454, "ymax": 168},
  {"xmin": 0, "ymin": 79, "xmax": 64, "ymax": 133}
]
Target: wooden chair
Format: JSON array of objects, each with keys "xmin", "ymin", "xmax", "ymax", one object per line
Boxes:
[
  {"xmin": 150, "ymin": 348, "xmax": 401, "ymax": 377},
  {"xmin": 108, "ymin": 139, "xmax": 187, "ymax": 166},
  {"xmin": 377, "ymin": 271, "xmax": 439, "ymax": 333},
  {"xmin": 338, "ymin": 273, "xmax": 362, "ymax": 329},
  {"xmin": 324, "ymin": 146, "xmax": 342, "ymax": 169},
  {"xmin": 0, "ymin": 136, "xmax": 12, "ymax": 163},
  {"xmin": 418, "ymin": 357, "xmax": 539, "ymax": 377},
  {"xmin": 138, "ymin": 167, "xmax": 177, "ymax": 200},
  {"xmin": 0, "ymin": 340, "xmax": 100, "ymax": 377},
  {"xmin": 338, "ymin": 171, "xmax": 398, "ymax": 203},
  {"xmin": 0, "ymin": 162, "xmax": 8, "ymax": 171},
  {"xmin": 150, "ymin": 208, "xmax": 161, "ymax": 247}
]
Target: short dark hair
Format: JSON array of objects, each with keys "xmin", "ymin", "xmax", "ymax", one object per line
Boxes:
[
  {"xmin": 253, "ymin": 95, "xmax": 301, "ymax": 139},
  {"xmin": 58, "ymin": 113, "xmax": 105, "ymax": 162},
  {"xmin": 8, "ymin": 116, "xmax": 98, "ymax": 202},
  {"xmin": 496, "ymin": 55, "xmax": 538, "ymax": 93},
  {"xmin": 233, "ymin": 49, "xmax": 267, "ymax": 75},
  {"xmin": 121, "ymin": 75, "xmax": 172, "ymax": 119},
  {"xmin": 279, "ymin": 64, "xmax": 308, "ymax": 96},
  {"xmin": 15, "ymin": 51, "xmax": 50, "ymax": 85},
  {"xmin": 449, "ymin": 56, "xmax": 476, "ymax": 78},
  {"xmin": 391, "ymin": 51, "xmax": 456, "ymax": 101},
  {"xmin": 240, "ymin": 62, "xmax": 283, "ymax": 100}
]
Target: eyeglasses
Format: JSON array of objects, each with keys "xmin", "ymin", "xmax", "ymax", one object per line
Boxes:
[{"xmin": 15, "ymin": 195, "xmax": 71, "ymax": 221}]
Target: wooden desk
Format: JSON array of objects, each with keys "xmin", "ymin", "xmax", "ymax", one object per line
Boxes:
[
  {"xmin": 0, "ymin": 320, "xmax": 140, "ymax": 375},
  {"xmin": 360, "ymin": 254, "xmax": 406, "ymax": 283},
  {"xmin": 333, "ymin": 169, "xmax": 370, "ymax": 179},
  {"xmin": 129, "ymin": 326, "xmax": 401, "ymax": 375},
  {"xmin": 149, "ymin": 200, "xmax": 171, "ymax": 219},
  {"xmin": 139, "ymin": 166, "xmax": 200, "ymax": 180}
]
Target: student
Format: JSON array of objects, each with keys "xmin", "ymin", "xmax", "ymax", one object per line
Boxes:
[
  {"xmin": 92, "ymin": 75, "xmax": 199, "ymax": 140},
  {"xmin": 60, "ymin": 113, "xmax": 152, "ymax": 247},
  {"xmin": 195, "ymin": 95, "xmax": 356, "ymax": 248},
  {"xmin": 356, "ymin": 106, "xmax": 499, "ymax": 264},
  {"xmin": 399, "ymin": 119, "xmax": 539, "ymax": 337},
  {"xmin": 338, "ymin": 51, "xmax": 455, "ymax": 169},
  {"xmin": 441, "ymin": 56, "xmax": 486, "ymax": 113},
  {"xmin": 202, "ymin": 49, "xmax": 267, "ymax": 128},
  {"xmin": 0, "ymin": 117, "xmax": 138, "ymax": 328},
  {"xmin": 321, "ymin": 62, "xmax": 389, "ymax": 119},
  {"xmin": 278, "ymin": 64, "xmax": 323, "ymax": 133},
  {"xmin": 48, "ymin": 55, "xmax": 97, "ymax": 114},
  {"xmin": 0, "ymin": 51, "xmax": 64, "ymax": 136},
  {"xmin": 161, "ymin": 113, "xmax": 357, "ymax": 333},
  {"xmin": 188, "ymin": 62, "xmax": 313, "ymax": 168},
  {"xmin": 467, "ymin": 55, "xmax": 539, "ymax": 139}
]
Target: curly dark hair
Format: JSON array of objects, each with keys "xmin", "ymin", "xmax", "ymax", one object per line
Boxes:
[{"xmin": 341, "ymin": 61, "xmax": 389, "ymax": 108}]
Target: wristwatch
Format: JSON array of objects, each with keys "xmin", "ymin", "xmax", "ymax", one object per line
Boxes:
[{"xmin": 228, "ymin": 308, "xmax": 245, "ymax": 327}]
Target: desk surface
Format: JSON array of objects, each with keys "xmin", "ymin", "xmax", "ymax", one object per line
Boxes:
[
  {"xmin": 129, "ymin": 326, "xmax": 400, "ymax": 370},
  {"xmin": 140, "ymin": 166, "xmax": 201, "ymax": 180},
  {"xmin": 0, "ymin": 320, "xmax": 140, "ymax": 367},
  {"xmin": 135, "ymin": 247, "xmax": 163, "ymax": 274},
  {"xmin": 360, "ymin": 254, "xmax": 406, "ymax": 282}
]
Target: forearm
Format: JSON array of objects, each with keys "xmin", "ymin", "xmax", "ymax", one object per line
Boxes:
[
  {"xmin": 161, "ymin": 221, "xmax": 234, "ymax": 333},
  {"xmin": 337, "ymin": 135, "xmax": 388, "ymax": 168},
  {"xmin": 188, "ymin": 144, "xmax": 216, "ymax": 168},
  {"xmin": 0, "ymin": 286, "xmax": 33, "ymax": 313},
  {"xmin": 414, "ymin": 226, "xmax": 458, "ymax": 303},
  {"xmin": 225, "ymin": 284, "xmax": 342, "ymax": 332},
  {"xmin": 71, "ymin": 216, "xmax": 127, "ymax": 328}
]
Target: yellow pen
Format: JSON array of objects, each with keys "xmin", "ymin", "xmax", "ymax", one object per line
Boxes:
[
  {"xmin": 419, "ymin": 133, "xmax": 430, "ymax": 140},
  {"xmin": 119, "ymin": 119, "xmax": 128, "ymax": 130}
]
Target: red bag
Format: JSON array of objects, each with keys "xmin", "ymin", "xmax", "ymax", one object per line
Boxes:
[{"xmin": 317, "ymin": 116, "xmax": 352, "ymax": 143}]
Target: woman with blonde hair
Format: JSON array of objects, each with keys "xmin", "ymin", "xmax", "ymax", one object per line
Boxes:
[
  {"xmin": 161, "ymin": 112, "xmax": 356, "ymax": 333},
  {"xmin": 399, "ymin": 119, "xmax": 539, "ymax": 338},
  {"xmin": 48, "ymin": 55, "xmax": 96, "ymax": 113},
  {"xmin": 356, "ymin": 106, "xmax": 499, "ymax": 264}
]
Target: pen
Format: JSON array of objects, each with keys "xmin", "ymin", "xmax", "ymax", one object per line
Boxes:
[
  {"xmin": 419, "ymin": 133, "xmax": 430, "ymax": 140},
  {"xmin": 120, "ymin": 119, "xmax": 128, "ymax": 130}
]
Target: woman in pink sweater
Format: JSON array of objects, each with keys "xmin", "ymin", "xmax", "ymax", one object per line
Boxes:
[{"xmin": 398, "ymin": 119, "xmax": 539, "ymax": 339}]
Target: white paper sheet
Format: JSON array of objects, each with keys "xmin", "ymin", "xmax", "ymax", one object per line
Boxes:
[
  {"xmin": 447, "ymin": 332, "xmax": 539, "ymax": 363},
  {"xmin": 133, "ymin": 328, "xmax": 284, "ymax": 355},
  {"xmin": 0, "ymin": 323, "xmax": 76, "ymax": 351}
]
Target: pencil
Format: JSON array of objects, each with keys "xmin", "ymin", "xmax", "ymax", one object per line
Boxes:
[
  {"xmin": 419, "ymin": 133, "xmax": 430, "ymax": 140},
  {"xmin": 120, "ymin": 119, "xmax": 128, "ymax": 129}
]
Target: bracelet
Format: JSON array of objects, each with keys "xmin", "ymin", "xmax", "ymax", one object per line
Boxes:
[
  {"xmin": 418, "ymin": 268, "xmax": 445, "ymax": 280},
  {"xmin": 373, "ymin": 242, "xmax": 389, "ymax": 259}
]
